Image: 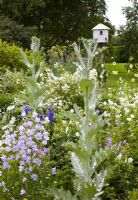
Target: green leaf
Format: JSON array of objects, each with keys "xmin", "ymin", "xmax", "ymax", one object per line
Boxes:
[
  {"xmin": 77, "ymin": 184, "xmax": 96, "ymax": 200},
  {"xmin": 79, "ymin": 79, "xmax": 93, "ymax": 92},
  {"xmin": 47, "ymin": 187, "xmax": 77, "ymax": 200},
  {"xmin": 73, "ymin": 104, "xmax": 83, "ymax": 120},
  {"xmin": 62, "ymin": 111, "xmax": 79, "ymax": 121}
]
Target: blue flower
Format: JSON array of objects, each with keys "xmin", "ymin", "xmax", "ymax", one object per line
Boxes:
[
  {"xmin": 24, "ymin": 107, "xmax": 30, "ymax": 115},
  {"xmin": 106, "ymin": 137, "xmax": 112, "ymax": 147},
  {"xmin": 31, "ymin": 174, "xmax": 38, "ymax": 181},
  {"xmin": 37, "ymin": 114, "xmax": 43, "ymax": 121},
  {"xmin": 48, "ymin": 108, "xmax": 54, "ymax": 122},
  {"xmin": 51, "ymin": 167, "xmax": 56, "ymax": 175},
  {"xmin": 20, "ymin": 189, "xmax": 26, "ymax": 195}
]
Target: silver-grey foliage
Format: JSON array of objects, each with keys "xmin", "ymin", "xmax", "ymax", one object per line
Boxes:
[
  {"xmin": 50, "ymin": 38, "xmax": 113, "ymax": 200},
  {"xmin": 20, "ymin": 37, "xmax": 46, "ymax": 109}
]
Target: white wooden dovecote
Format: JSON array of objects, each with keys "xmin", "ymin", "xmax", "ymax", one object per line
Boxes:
[{"xmin": 92, "ymin": 23, "xmax": 110, "ymax": 43}]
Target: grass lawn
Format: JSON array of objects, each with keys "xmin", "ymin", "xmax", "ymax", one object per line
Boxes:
[{"xmin": 104, "ymin": 63, "xmax": 138, "ymax": 88}]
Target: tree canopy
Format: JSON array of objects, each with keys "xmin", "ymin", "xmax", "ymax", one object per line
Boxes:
[
  {"xmin": 0, "ymin": 0, "xmax": 112, "ymax": 48},
  {"xmin": 119, "ymin": 0, "xmax": 138, "ymax": 64}
]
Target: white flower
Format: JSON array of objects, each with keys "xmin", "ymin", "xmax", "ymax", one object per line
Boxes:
[
  {"xmin": 40, "ymin": 73, "xmax": 43, "ymax": 77},
  {"xmin": 100, "ymin": 74, "xmax": 103, "ymax": 79},
  {"xmin": 7, "ymin": 105, "xmax": 15, "ymax": 111},
  {"xmin": 130, "ymin": 114, "xmax": 134, "ymax": 119},
  {"xmin": 9, "ymin": 117, "xmax": 16, "ymax": 125},
  {"xmin": 112, "ymin": 71, "xmax": 118, "ymax": 75},
  {"xmin": 38, "ymin": 102, "xmax": 43, "ymax": 107},
  {"xmin": 129, "ymin": 64, "xmax": 133, "ymax": 69},
  {"xmin": 36, "ymin": 83, "xmax": 41, "ymax": 88},
  {"xmin": 65, "ymin": 127, "xmax": 69, "ymax": 134},
  {"xmin": 117, "ymin": 153, "xmax": 122, "ymax": 159},
  {"xmin": 113, "ymin": 62, "xmax": 116, "ymax": 65},
  {"xmin": 124, "ymin": 108, "xmax": 129, "ymax": 114},
  {"xmin": 70, "ymin": 109, "xmax": 74, "ymax": 113},
  {"xmin": 75, "ymin": 132, "xmax": 80, "ymax": 137},
  {"xmin": 45, "ymin": 117, "xmax": 50, "ymax": 124},
  {"xmin": 128, "ymin": 157, "xmax": 133, "ymax": 163},
  {"xmin": 2, "ymin": 125, "xmax": 8, "ymax": 130},
  {"xmin": 76, "ymin": 121, "xmax": 80, "ymax": 126},
  {"xmin": 32, "ymin": 111, "xmax": 37, "ymax": 118},
  {"xmin": 58, "ymin": 100, "xmax": 62, "ymax": 106},
  {"xmin": 89, "ymin": 69, "xmax": 97, "ymax": 80},
  {"xmin": 103, "ymin": 111, "xmax": 110, "ymax": 117},
  {"xmin": 127, "ymin": 117, "xmax": 131, "ymax": 122},
  {"xmin": 21, "ymin": 111, "xmax": 26, "ymax": 117},
  {"xmin": 134, "ymin": 73, "xmax": 138, "ymax": 78},
  {"xmin": 116, "ymin": 114, "xmax": 121, "ymax": 118},
  {"xmin": 131, "ymin": 78, "xmax": 135, "ymax": 82},
  {"xmin": 103, "ymin": 102, "xmax": 107, "ymax": 106},
  {"xmin": 16, "ymin": 79, "xmax": 20, "ymax": 84},
  {"xmin": 61, "ymin": 84, "xmax": 70, "ymax": 91},
  {"xmin": 119, "ymin": 77, "xmax": 122, "ymax": 81},
  {"xmin": 35, "ymin": 117, "xmax": 40, "ymax": 123},
  {"xmin": 95, "ymin": 51, "xmax": 99, "ymax": 55},
  {"xmin": 54, "ymin": 62, "xmax": 60, "ymax": 68},
  {"xmin": 0, "ymin": 140, "xmax": 3, "ymax": 151},
  {"xmin": 108, "ymin": 99, "xmax": 114, "ymax": 105}
]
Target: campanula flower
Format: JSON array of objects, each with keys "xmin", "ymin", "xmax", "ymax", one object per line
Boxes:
[
  {"xmin": 31, "ymin": 174, "xmax": 38, "ymax": 181},
  {"xmin": 52, "ymin": 167, "xmax": 56, "ymax": 175},
  {"xmin": 20, "ymin": 189, "xmax": 26, "ymax": 195},
  {"xmin": 106, "ymin": 137, "xmax": 112, "ymax": 147}
]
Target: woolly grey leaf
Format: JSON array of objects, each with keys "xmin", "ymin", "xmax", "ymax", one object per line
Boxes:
[{"xmin": 71, "ymin": 152, "xmax": 87, "ymax": 182}]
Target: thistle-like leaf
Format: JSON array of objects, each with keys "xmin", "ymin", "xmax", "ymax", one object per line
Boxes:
[
  {"xmin": 73, "ymin": 104, "xmax": 83, "ymax": 120},
  {"xmin": 48, "ymin": 187, "xmax": 77, "ymax": 200},
  {"xmin": 20, "ymin": 49, "xmax": 32, "ymax": 68},
  {"xmin": 71, "ymin": 152, "xmax": 88, "ymax": 183}
]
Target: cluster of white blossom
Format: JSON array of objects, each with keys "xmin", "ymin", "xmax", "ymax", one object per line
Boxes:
[
  {"xmin": 89, "ymin": 69, "xmax": 97, "ymax": 81},
  {"xmin": 40, "ymin": 68, "xmax": 82, "ymax": 110}
]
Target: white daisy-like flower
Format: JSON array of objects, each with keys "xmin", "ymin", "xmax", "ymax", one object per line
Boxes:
[
  {"xmin": 75, "ymin": 132, "xmax": 80, "ymax": 137},
  {"xmin": 70, "ymin": 109, "xmax": 74, "ymax": 113},
  {"xmin": 112, "ymin": 71, "xmax": 118, "ymax": 75},
  {"xmin": 129, "ymin": 64, "xmax": 133, "ymax": 69},
  {"xmin": 130, "ymin": 114, "xmax": 134, "ymax": 119},
  {"xmin": 128, "ymin": 157, "xmax": 133, "ymax": 163},
  {"xmin": 134, "ymin": 73, "xmax": 138, "ymax": 78},
  {"xmin": 127, "ymin": 117, "xmax": 131, "ymax": 122},
  {"xmin": 89, "ymin": 69, "xmax": 97, "ymax": 80},
  {"xmin": 131, "ymin": 78, "xmax": 135, "ymax": 82},
  {"xmin": 7, "ymin": 105, "xmax": 15, "ymax": 111}
]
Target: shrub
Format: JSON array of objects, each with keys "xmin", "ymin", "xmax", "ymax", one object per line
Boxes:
[
  {"xmin": 0, "ymin": 40, "xmax": 27, "ymax": 71},
  {"xmin": 0, "ymin": 70, "xmax": 24, "ymax": 110}
]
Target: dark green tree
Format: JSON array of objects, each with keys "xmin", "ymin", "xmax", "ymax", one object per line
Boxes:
[
  {"xmin": 118, "ymin": 0, "xmax": 138, "ymax": 69},
  {"xmin": 0, "ymin": 15, "xmax": 38, "ymax": 48},
  {"xmin": 0, "ymin": 0, "xmax": 111, "ymax": 48}
]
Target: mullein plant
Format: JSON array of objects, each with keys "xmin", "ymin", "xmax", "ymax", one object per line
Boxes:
[
  {"xmin": 48, "ymin": 38, "xmax": 113, "ymax": 200},
  {"xmin": 20, "ymin": 36, "xmax": 46, "ymax": 109}
]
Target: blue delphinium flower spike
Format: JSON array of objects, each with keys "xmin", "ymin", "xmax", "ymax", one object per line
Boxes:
[{"xmin": 48, "ymin": 108, "xmax": 54, "ymax": 122}]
